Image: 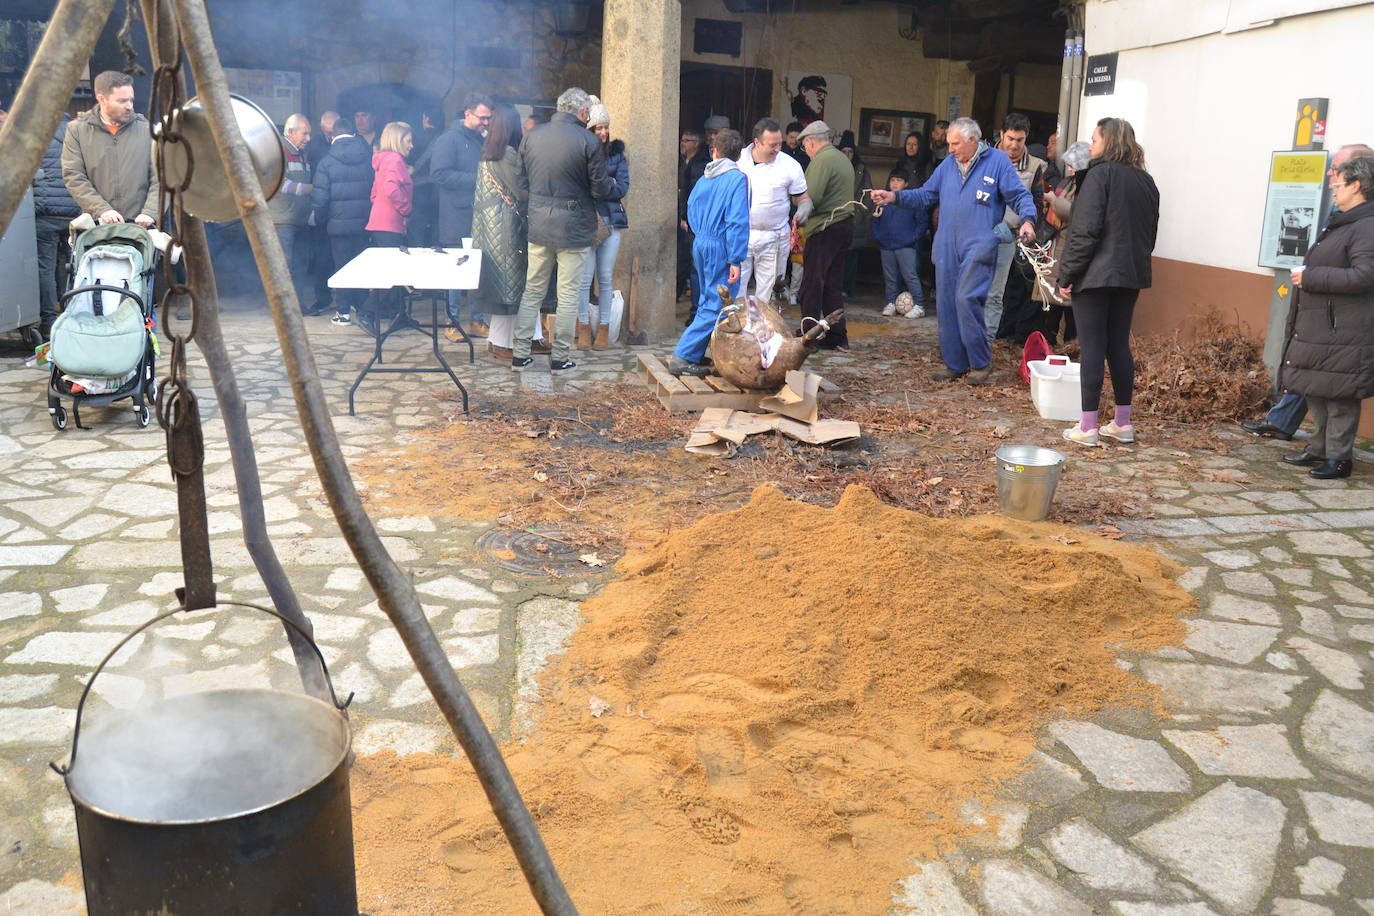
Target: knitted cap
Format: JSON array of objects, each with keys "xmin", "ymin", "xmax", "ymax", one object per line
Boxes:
[{"xmin": 586, "ymin": 95, "xmax": 610, "ymax": 127}]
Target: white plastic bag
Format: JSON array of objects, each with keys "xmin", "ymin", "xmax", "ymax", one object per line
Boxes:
[{"xmin": 608, "ymin": 289, "xmax": 625, "ymax": 344}]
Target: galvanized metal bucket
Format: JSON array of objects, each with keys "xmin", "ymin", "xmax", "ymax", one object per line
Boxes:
[
  {"xmin": 994, "ymin": 444, "xmax": 1067, "ymax": 522},
  {"xmin": 54, "ymin": 603, "xmax": 357, "ymax": 916}
]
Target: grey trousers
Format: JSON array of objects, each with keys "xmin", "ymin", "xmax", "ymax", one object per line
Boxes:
[
  {"xmin": 514, "ymin": 242, "xmax": 592, "ymax": 361},
  {"xmin": 1306, "ymin": 396, "xmax": 1361, "ymax": 461}
]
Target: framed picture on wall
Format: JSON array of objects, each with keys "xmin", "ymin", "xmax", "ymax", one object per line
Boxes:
[{"xmin": 859, "ymin": 108, "xmax": 935, "ymax": 158}]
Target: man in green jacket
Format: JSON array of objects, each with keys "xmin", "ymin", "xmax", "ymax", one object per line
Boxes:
[
  {"xmin": 61, "ymin": 71, "xmax": 158, "ymax": 227},
  {"xmin": 797, "ymin": 120, "xmax": 853, "ymax": 349}
]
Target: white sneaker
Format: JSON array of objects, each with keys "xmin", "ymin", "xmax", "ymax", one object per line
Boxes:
[
  {"xmin": 1062, "ymin": 425, "xmax": 1099, "ymax": 447},
  {"xmin": 903, "ymin": 304, "xmax": 926, "ymax": 318},
  {"xmin": 1100, "ymin": 421, "xmax": 1135, "ymax": 443},
  {"xmin": 882, "ymin": 302, "xmax": 898, "ymax": 316},
  {"xmin": 329, "ymin": 312, "xmax": 351, "ymax": 326}
]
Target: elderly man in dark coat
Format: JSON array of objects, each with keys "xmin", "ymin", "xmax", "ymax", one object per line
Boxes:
[{"xmin": 509, "ymin": 87, "xmax": 615, "ymax": 373}]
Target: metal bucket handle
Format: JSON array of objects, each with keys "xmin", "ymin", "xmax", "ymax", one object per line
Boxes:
[{"xmin": 52, "ymin": 600, "xmax": 353, "ymax": 776}]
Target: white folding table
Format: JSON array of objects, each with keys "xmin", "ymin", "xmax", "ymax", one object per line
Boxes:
[{"xmin": 328, "ymin": 245, "xmax": 483, "ymax": 415}]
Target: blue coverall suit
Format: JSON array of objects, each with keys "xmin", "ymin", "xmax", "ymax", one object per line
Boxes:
[
  {"xmin": 674, "ymin": 162, "xmax": 751, "ymax": 364},
  {"xmin": 892, "ymin": 144, "xmax": 1036, "ymax": 373}
]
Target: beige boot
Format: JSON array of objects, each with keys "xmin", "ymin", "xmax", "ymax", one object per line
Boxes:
[
  {"xmin": 575, "ymin": 321, "xmax": 592, "ymax": 350},
  {"xmin": 592, "ymin": 324, "xmax": 610, "ymax": 350}
]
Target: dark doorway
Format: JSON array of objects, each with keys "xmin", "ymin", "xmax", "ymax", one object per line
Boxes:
[{"xmin": 680, "ymin": 63, "xmax": 773, "ymax": 137}]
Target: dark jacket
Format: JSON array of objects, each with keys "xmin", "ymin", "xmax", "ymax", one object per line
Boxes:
[
  {"xmin": 517, "ymin": 111, "xmax": 615, "ymax": 248},
  {"xmin": 306, "ymin": 133, "xmax": 333, "ymax": 171},
  {"xmin": 871, "ymin": 197, "xmax": 929, "ymax": 250},
  {"xmin": 594, "ymin": 139, "xmax": 630, "ymax": 229},
  {"xmin": 430, "ymin": 123, "xmax": 484, "ymax": 244},
  {"xmin": 1058, "ymin": 160, "xmax": 1160, "ymax": 291},
  {"xmin": 1281, "ymin": 200, "xmax": 1374, "ymax": 401},
  {"xmin": 679, "ymin": 148, "xmax": 709, "ymax": 223},
  {"xmin": 311, "ymin": 135, "xmax": 375, "ymax": 236},
  {"xmin": 33, "ymin": 120, "xmax": 80, "ymax": 225}
]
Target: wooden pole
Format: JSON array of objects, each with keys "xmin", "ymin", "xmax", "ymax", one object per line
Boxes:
[
  {"xmin": 0, "ymin": 0, "xmax": 117, "ymax": 232},
  {"xmin": 169, "ymin": 1, "xmax": 576, "ymax": 911},
  {"xmin": 137, "ymin": 0, "xmax": 330, "ymax": 702}
]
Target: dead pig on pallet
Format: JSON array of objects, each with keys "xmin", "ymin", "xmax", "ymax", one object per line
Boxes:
[{"xmin": 708, "ymin": 284, "xmax": 843, "ymax": 390}]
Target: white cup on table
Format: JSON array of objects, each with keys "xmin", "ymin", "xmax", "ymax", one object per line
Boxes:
[{"xmin": 462, "ymin": 237, "xmax": 473, "ymax": 248}]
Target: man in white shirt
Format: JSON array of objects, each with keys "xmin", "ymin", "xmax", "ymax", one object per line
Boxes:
[{"xmin": 736, "ymin": 117, "xmax": 810, "ymax": 304}]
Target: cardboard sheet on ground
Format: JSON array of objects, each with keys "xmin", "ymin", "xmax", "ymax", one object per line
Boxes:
[{"xmin": 686, "ymin": 406, "xmax": 860, "ymax": 456}]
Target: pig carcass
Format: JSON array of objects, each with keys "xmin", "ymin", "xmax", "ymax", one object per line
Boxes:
[{"xmin": 708, "ymin": 285, "xmax": 843, "ymax": 390}]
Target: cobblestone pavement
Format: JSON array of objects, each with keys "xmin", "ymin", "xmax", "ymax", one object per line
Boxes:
[{"xmin": 1, "ymin": 300, "xmax": 1371, "ymax": 914}]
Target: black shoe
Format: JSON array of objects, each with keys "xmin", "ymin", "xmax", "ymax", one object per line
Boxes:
[
  {"xmin": 511, "ymin": 356, "xmax": 534, "ymax": 372},
  {"xmin": 1282, "ymin": 451, "xmax": 1324, "ymax": 467},
  {"xmin": 1309, "ymin": 459, "xmax": 1353, "ymax": 479},
  {"xmin": 550, "ymin": 358, "xmax": 576, "ymax": 372},
  {"xmin": 1241, "ymin": 419, "xmax": 1294, "ymax": 440},
  {"xmin": 966, "ymin": 365, "xmax": 993, "ymax": 386},
  {"xmin": 930, "ymin": 367, "xmax": 967, "ymax": 382},
  {"xmin": 667, "ymin": 355, "xmax": 711, "ymax": 377}
]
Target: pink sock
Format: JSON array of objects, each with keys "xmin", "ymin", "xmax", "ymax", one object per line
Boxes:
[
  {"xmin": 1080, "ymin": 411, "xmax": 1098, "ymax": 432},
  {"xmin": 1115, "ymin": 405, "xmax": 1132, "ymax": 426}
]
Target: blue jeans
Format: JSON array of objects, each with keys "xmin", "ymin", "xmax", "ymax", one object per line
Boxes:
[
  {"xmin": 579, "ymin": 228, "xmax": 622, "ymax": 324},
  {"xmin": 1266, "ymin": 392, "xmax": 1308, "ymax": 436},
  {"xmin": 879, "ymin": 247, "xmax": 925, "ymax": 306},
  {"xmin": 36, "ymin": 221, "xmax": 68, "ymax": 327},
  {"xmin": 985, "ymin": 222, "xmax": 1015, "ymax": 342}
]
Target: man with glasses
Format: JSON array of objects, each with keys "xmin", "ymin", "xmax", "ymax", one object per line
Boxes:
[
  {"xmin": 432, "ymin": 91, "xmax": 493, "ymax": 333},
  {"xmin": 1243, "ymin": 142, "xmax": 1373, "ymax": 439},
  {"xmin": 678, "ymin": 129, "xmax": 710, "ymax": 315}
]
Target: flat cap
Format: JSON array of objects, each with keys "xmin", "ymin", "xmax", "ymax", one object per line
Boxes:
[
  {"xmin": 704, "ymin": 115, "xmax": 730, "ymax": 129},
  {"xmin": 796, "ymin": 120, "xmax": 831, "ymax": 141}
]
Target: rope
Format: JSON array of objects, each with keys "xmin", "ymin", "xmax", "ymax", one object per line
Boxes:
[{"xmin": 815, "ymin": 187, "xmax": 883, "ymax": 226}]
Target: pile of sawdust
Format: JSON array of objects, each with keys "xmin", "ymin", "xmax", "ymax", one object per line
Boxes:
[{"xmin": 352, "ymin": 485, "xmax": 1191, "ymax": 914}]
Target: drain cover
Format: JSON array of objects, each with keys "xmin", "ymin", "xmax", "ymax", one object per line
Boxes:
[{"xmin": 474, "ymin": 527, "xmax": 622, "ymax": 576}]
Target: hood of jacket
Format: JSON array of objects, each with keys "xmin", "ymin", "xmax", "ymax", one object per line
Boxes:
[
  {"xmin": 329, "ymin": 135, "xmax": 372, "ymax": 167},
  {"xmin": 373, "ymin": 149, "xmax": 406, "ymax": 172}
]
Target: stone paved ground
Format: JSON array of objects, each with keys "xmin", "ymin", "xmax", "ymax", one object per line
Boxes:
[{"xmin": 1, "ymin": 298, "xmax": 1372, "ymax": 914}]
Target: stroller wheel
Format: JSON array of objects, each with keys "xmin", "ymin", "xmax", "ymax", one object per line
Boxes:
[
  {"xmin": 51, "ymin": 406, "xmax": 68, "ymax": 431},
  {"xmin": 134, "ymin": 404, "xmax": 151, "ymax": 428}
]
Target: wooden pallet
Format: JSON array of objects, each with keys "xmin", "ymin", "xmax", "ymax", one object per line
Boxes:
[{"xmin": 637, "ymin": 354, "xmax": 777, "ymax": 413}]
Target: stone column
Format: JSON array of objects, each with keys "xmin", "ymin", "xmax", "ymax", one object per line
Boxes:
[{"xmin": 600, "ymin": 0, "xmax": 680, "ymax": 342}]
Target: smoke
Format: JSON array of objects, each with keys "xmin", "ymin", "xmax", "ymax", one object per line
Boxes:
[{"xmin": 67, "ymin": 688, "xmax": 347, "ymax": 823}]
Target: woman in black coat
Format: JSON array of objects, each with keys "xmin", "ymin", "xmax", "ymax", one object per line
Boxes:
[
  {"xmin": 1057, "ymin": 118, "xmax": 1160, "ymax": 447},
  {"xmin": 1279, "ymin": 156, "xmax": 1374, "ymax": 479}
]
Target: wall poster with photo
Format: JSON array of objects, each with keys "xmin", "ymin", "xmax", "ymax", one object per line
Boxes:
[
  {"xmin": 858, "ymin": 108, "xmax": 935, "ymax": 159},
  {"xmin": 777, "ymin": 72, "xmax": 853, "ymax": 134}
]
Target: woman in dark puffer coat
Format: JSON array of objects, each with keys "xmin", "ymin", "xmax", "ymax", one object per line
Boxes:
[{"xmin": 1279, "ymin": 156, "xmax": 1374, "ymax": 480}]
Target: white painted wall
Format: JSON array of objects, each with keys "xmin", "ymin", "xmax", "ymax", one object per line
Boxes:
[{"xmin": 1080, "ymin": 1, "xmax": 1374, "ymax": 275}]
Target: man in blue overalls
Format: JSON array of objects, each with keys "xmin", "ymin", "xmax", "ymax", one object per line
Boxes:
[
  {"xmin": 669, "ymin": 128, "xmax": 751, "ymax": 377},
  {"xmin": 872, "ymin": 117, "xmax": 1037, "ymax": 385}
]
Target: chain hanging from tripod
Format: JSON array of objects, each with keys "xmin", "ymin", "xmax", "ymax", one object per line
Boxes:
[{"xmin": 148, "ymin": 45, "xmax": 216, "ymax": 612}]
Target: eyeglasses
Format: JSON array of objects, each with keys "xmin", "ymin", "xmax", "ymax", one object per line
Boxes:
[{"xmin": 1330, "ymin": 182, "xmax": 1348, "ymax": 190}]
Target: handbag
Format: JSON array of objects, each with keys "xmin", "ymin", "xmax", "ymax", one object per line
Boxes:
[
  {"xmin": 483, "ymin": 161, "xmax": 527, "ymax": 243},
  {"xmin": 594, "ymin": 211, "xmax": 612, "ymax": 246}
]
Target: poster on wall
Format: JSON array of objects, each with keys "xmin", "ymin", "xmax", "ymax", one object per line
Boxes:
[
  {"xmin": 778, "ymin": 72, "xmax": 853, "ymax": 133},
  {"xmin": 858, "ymin": 109, "xmax": 935, "ymax": 158},
  {"xmin": 224, "ymin": 67, "xmax": 302, "ymax": 126},
  {"xmin": 1257, "ymin": 150, "xmax": 1329, "ymax": 269}
]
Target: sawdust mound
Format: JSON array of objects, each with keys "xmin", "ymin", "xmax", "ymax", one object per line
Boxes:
[{"xmin": 353, "ymin": 485, "xmax": 1191, "ymax": 914}]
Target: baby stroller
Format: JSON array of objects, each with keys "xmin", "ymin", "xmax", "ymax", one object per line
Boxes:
[{"xmin": 47, "ymin": 222, "xmax": 159, "ymax": 430}]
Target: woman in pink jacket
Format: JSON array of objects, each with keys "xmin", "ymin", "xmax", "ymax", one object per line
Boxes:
[{"xmin": 360, "ymin": 122, "xmax": 414, "ymax": 333}]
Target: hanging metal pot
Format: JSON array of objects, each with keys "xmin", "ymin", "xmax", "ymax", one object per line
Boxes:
[
  {"xmin": 157, "ymin": 93, "xmax": 285, "ymax": 222},
  {"xmin": 54, "ymin": 602, "xmax": 358, "ymax": 916}
]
